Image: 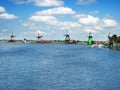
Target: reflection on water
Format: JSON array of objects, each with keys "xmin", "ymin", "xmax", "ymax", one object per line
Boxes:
[{"xmin": 0, "ymin": 43, "xmax": 120, "ymax": 90}]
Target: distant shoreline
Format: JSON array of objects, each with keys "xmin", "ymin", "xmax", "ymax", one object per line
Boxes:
[
  {"xmin": 1, "ymin": 40, "xmax": 120, "ymax": 50},
  {"xmin": 0, "ymin": 40, "xmax": 88, "ymax": 44}
]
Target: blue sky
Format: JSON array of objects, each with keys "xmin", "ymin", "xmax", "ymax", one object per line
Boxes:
[{"xmin": 0, "ymin": 0, "xmax": 120, "ymax": 41}]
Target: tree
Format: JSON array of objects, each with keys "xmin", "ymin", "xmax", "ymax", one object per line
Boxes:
[
  {"xmin": 117, "ymin": 36, "xmax": 120, "ymax": 43},
  {"xmin": 112, "ymin": 34, "xmax": 117, "ymax": 43}
]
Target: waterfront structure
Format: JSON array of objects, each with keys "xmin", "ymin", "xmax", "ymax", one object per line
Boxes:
[
  {"xmin": 108, "ymin": 32, "xmax": 119, "ymax": 49},
  {"xmin": 36, "ymin": 33, "xmax": 52, "ymax": 43},
  {"xmin": 64, "ymin": 34, "xmax": 70, "ymax": 44},
  {"xmin": 64, "ymin": 34, "xmax": 76, "ymax": 44},
  {"xmin": 88, "ymin": 32, "xmax": 93, "ymax": 45},
  {"xmin": 36, "ymin": 33, "xmax": 43, "ymax": 43},
  {"xmin": 8, "ymin": 32, "xmax": 16, "ymax": 42},
  {"xmin": 108, "ymin": 32, "xmax": 113, "ymax": 48},
  {"xmin": 22, "ymin": 38, "xmax": 27, "ymax": 43}
]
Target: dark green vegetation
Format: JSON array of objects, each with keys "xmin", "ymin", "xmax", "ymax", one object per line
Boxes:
[{"xmin": 107, "ymin": 34, "xmax": 120, "ymax": 50}]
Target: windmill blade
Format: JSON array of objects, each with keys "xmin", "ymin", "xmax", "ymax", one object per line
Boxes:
[
  {"xmin": 108, "ymin": 32, "xmax": 110, "ymax": 37},
  {"xmin": 89, "ymin": 32, "xmax": 91, "ymax": 36}
]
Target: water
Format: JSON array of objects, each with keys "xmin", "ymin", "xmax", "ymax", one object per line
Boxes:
[{"xmin": 0, "ymin": 43, "xmax": 120, "ymax": 90}]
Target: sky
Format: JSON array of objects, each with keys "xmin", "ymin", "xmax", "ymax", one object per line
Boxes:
[{"xmin": 0, "ymin": 0, "xmax": 120, "ymax": 41}]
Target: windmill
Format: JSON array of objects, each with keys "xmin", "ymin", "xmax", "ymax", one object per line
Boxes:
[
  {"xmin": 64, "ymin": 33, "xmax": 70, "ymax": 41},
  {"xmin": 87, "ymin": 32, "xmax": 93, "ymax": 45},
  {"xmin": 36, "ymin": 33, "xmax": 43, "ymax": 42},
  {"xmin": 8, "ymin": 32, "xmax": 16, "ymax": 42},
  {"xmin": 64, "ymin": 33, "xmax": 70, "ymax": 43},
  {"xmin": 107, "ymin": 32, "xmax": 114, "ymax": 48}
]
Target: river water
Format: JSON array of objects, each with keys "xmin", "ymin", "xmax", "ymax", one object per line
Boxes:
[{"xmin": 0, "ymin": 43, "xmax": 120, "ymax": 90}]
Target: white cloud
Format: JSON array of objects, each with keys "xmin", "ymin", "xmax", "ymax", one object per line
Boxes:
[
  {"xmin": 0, "ymin": 6, "xmax": 6, "ymax": 13},
  {"xmin": 75, "ymin": 14, "xmax": 118, "ymax": 28},
  {"xmin": 10, "ymin": 0, "xmax": 28, "ymax": 4},
  {"xmin": 93, "ymin": 26, "xmax": 103, "ymax": 30},
  {"xmin": 37, "ymin": 30, "xmax": 46, "ymax": 35},
  {"xmin": 33, "ymin": 0, "xmax": 64, "ymax": 7},
  {"xmin": 102, "ymin": 19, "xmax": 117, "ymax": 27},
  {"xmin": 29, "ymin": 15, "xmax": 81, "ymax": 28},
  {"xmin": 78, "ymin": 0, "xmax": 96, "ymax": 5},
  {"xmin": 0, "ymin": 6, "xmax": 17, "ymax": 20},
  {"xmin": 35, "ymin": 7, "xmax": 76, "ymax": 15},
  {"xmin": 74, "ymin": 14, "xmax": 119, "ymax": 35},
  {"xmin": 29, "ymin": 7, "xmax": 78, "ymax": 28},
  {"xmin": 10, "ymin": 0, "xmax": 64, "ymax": 7},
  {"xmin": 85, "ymin": 28, "xmax": 97, "ymax": 33},
  {"xmin": 0, "ymin": 13, "xmax": 17, "ymax": 20},
  {"xmin": 77, "ymin": 15, "xmax": 100, "ymax": 25},
  {"xmin": 59, "ymin": 22, "xmax": 81, "ymax": 28},
  {"xmin": 29, "ymin": 15, "xmax": 58, "ymax": 25}
]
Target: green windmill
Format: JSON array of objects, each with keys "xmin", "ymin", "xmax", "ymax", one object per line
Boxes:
[{"xmin": 88, "ymin": 32, "xmax": 93, "ymax": 45}]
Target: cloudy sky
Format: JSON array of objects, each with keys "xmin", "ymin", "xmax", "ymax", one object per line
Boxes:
[{"xmin": 0, "ymin": 0, "xmax": 120, "ymax": 41}]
